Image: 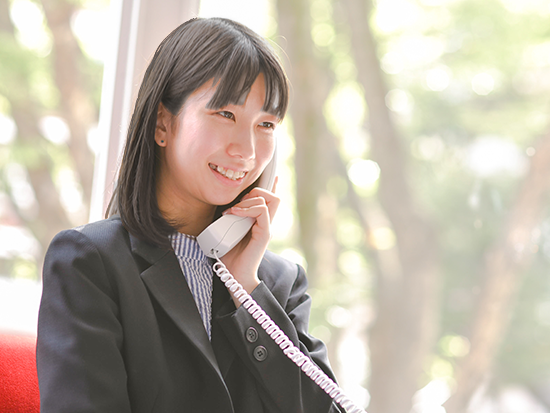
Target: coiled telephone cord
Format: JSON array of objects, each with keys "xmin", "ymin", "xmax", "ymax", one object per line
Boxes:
[{"xmin": 212, "ymin": 252, "xmax": 367, "ymax": 413}]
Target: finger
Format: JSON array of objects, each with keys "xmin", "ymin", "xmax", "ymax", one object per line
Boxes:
[
  {"xmin": 232, "ymin": 196, "xmax": 266, "ymax": 208},
  {"xmin": 245, "ymin": 187, "xmax": 280, "ymax": 207},
  {"xmin": 228, "ymin": 203, "xmax": 271, "ymax": 242},
  {"xmin": 233, "ymin": 194, "xmax": 280, "ymax": 223},
  {"xmin": 229, "ymin": 204, "xmax": 271, "ymax": 235},
  {"xmin": 230, "ymin": 203, "xmax": 267, "ymax": 218}
]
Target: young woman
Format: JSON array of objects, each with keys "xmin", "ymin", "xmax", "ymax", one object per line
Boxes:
[{"xmin": 37, "ymin": 17, "xmax": 343, "ymax": 413}]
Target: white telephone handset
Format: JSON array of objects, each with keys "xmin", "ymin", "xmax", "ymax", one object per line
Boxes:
[
  {"xmin": 197, "ymin": 145, "xmax": 366, "ymax": 413},
  {"xmin": 197, "ymin": 147, "xmax": 277, "ymax": 258}
]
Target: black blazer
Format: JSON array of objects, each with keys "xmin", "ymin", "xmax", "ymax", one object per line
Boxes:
[{"xmin": 37, "ymin": 216, "xmax": 342, "ymax": 413}]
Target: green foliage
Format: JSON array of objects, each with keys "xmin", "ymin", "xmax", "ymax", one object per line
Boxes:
[
  {"xmin": 11, "ymin": 256, "xmax": 37, "ymax": 280},
  {"xmin": 366, "ymin": 0, "xmax": 550, "ymax": 392},
  {"xmin": 495, "ymin": 221, "xmax": 550, "ymax": 386},
  {"xmin": 1, "ymin": 0, "xmax": 548, "ymax": 401},
  {"xmin": 297, "ymin": 0, "xmax": 550, "ymax": 397},
  {"xmin": 0, "ymin": 0, "xmax": 104, "ymax": 282},
  {"xmin": 0, "ymin": 33, "xmax": 55, "ymax": 107}
]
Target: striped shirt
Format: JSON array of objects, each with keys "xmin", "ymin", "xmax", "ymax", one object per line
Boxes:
[{"xmin": 170, "ymin": 232, "xmax": 214, "ymax": 339}]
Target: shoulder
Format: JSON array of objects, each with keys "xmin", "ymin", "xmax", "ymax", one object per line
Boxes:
[
  {"xmin": 258, "ymin": 250, "xmax": 308, "ymax": 293},
  {"xmin": 49, "ymin": 216, "xmax": 129, "ymax": 251},
  {"xmin": 45, "ymin": 216, "xmax": 133, "ymax": 269},
  {"xmin": 259, "ymin": 250, "xmax": 300, "ymax": 277},
  {"xmin": 68, "ymin": 215, "xmax": 128, "ymax": 242},
  {"xmin": 42, "ymin": 217, "xmax": 133, "ymax": 297},
  {"xmin": 42, "ymin": 217, "xmax": 149, "ymax": 299}
]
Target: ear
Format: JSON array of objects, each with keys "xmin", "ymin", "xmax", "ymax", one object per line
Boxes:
[{"xmin": 155, "ymin": 103, "xmax": 171, "ymax": 147}]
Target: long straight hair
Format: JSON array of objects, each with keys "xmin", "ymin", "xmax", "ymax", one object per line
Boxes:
[{"xmin": 106, "ymin": 17, "xmax": 290, "ymax": 248}]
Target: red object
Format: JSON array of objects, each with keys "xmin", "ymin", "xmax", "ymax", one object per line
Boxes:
[{"xmin": 0, "ymin": 333, "xmax": 40, "ymax": 413}]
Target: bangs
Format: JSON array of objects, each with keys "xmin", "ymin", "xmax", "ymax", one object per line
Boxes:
[{"xmin": 206, "ymin": 39, "xmax": 289, "ymax": 119}]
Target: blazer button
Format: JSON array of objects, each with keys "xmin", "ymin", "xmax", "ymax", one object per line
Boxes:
[
  {"xmin": 246, "ymin": 327, "xmax": 258, "ymax": 343},
  {"xmin": 253, "ymin": 345, "xmax": 268, "ymax": 362}
]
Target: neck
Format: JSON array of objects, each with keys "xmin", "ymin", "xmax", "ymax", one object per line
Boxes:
[
  {"xmin": 155, "ymin": 165, "xmax": 220, "ymax": 236},
  {"xmin": 165, "ymin": 205, "xmax": 216, "ymax": 237},
  {"xmin": 156, "ymin": 191, "xmax": 217, "ymax": 237}
]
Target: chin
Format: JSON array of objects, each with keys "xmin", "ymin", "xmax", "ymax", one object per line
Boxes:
[{"xmin": 208, "ymin": 195, "xmax": 238, "ymax": 209}]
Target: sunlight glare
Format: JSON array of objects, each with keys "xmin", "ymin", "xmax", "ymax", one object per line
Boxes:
[
  {"xmin": 72, "ymin": 8, "xmax": 111, "ymax": 62},
  {"xmin": 401, "ymin": 36, "xmax": 446, "ymax": 67},
  {"xmin": 280, "ymin": 248, "xmax": 307, "ymax": 268},
  {"xmin": 0, "ymin": 226, "xmax": 41, "ymax": 260},
  {"xmin": 426, "ymin": 66, "xmax": 452, "ymax": 91},
  {"xmin": 4, "ymin": 163, "xmax": 38, "ymax": 214},
  {"xmin": 39, "ymin": 116, "xmax": 70, "ymax": 145},
  {"xmin": 369, "ymin": 227, "xmax": 396, "ymax": 250},
  {"xmin": 419, "ymin": 0, "xmax": 457, "ymax": 5},
  {"xmin": 342, "ymin": 128, "xmax": 368, "ymax": 160},
  {"xmin": 347, "ymin": 159, "xmax": 380, "ymax": 189},
  {"xmin": 87, "ymin": 124, "xmax": 104, "ymax": 155},
  {"xmin": 326, "ymin": 305, "xmax": 352, "ymax": 328},
  {"xmin": 338, "ymin": 250, "xmax": 367, "ymax": 279},
  {"xmin": 500, "ymin": 0, "xmax": 550, "ymax": 15},
  {"xmin": 271, "ymin": 203, "xmax": 294, "ymax": 240},
  {"xmin": 383, "ymin": 36, "xmax": 446, "ymax": 73},
  {"xmin": 9, "ymin": 0, "xmax": 51, "ymax": 55},
  {"xmin": 412, "ymin": 379, "xmax": 451, "ymax": 413},
  {"xmin": 440, "ymin": 335, "xmax": 470, "ymax": 357},
  {"xmin": 375, "ymin": 0, "xmax": 422, "ymax": 33},
  {"xmin": 311, "ymin": 23, "xmax": 335, "ymax": 48},
  {"xmin": 325, "ymin": 83, "xmax": 366, "ymax": 132},
  {"xmin": 385, "ymin": 89, "xmax": 414, "ymax": 114},
  {"xmin": 0, "ymin": 277, "xmax": 41, "ymax": 334},
  {"xmin": 467, "ymin": 137, "xmax": 526, "ymax": 177},
  {"xmin": 471, "ymin": 73, "xmax": 495, "ymax": 96},
  {"xmin": 0, "ymin": 115, "xmax": 17, "ymax": 145},
  {"xmin": 338, "ymin": 333, "xmax": 370, "ymax": 408},
  {"xmin": 56, "ymin": 168, "xmax": 84, "ymax": 214},
  {"xmin": 522, "ymin": 42, "xmax": 550, "ymax": 69},
  {"xmin": 381, "ymin": 51, "xmax": 405, "ymax": 74}
]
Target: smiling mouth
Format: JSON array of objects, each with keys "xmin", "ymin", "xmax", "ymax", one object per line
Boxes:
[{"xmin": 209, "ymin": 163, "xmax": 247, "ymax": 181}]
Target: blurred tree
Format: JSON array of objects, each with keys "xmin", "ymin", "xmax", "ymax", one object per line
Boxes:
[
  {"xmin": 276, "ymin": 0, "xmax": 348, "ymax": 378},
  {"xmin": 445, "ymin": 133, "xmax": 550, "ymax": 413},
  {"xmin": 274, "ymin": 0, "xmax": 550, "ymax": 412},
  {"xmin": 276, "ymin": 0, "xmax": 337, "ymax": 286},
  {"xmin": 2, "ymin": 0, "xmax": 550, "ymax": 411},
  {"xmin": 340, "ymin": 0, "xmax": 441, "ymax": 411},
  {"xmin": 41, "ymin": 0, "xmax": 96, "ymax": 208},
  {"xmin": 0, "ymin": 0, "xmax": 100, "ymax": 277}
]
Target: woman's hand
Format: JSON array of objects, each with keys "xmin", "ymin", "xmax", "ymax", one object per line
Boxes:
[{"xmin": 220, "ymin": 180, "xmax": 280, "ymax": 306}]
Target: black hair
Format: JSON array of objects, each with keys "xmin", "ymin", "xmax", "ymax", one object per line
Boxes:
[{"xmin": 106, "ymin": 17, "xmax": 289, "ymax": 248}]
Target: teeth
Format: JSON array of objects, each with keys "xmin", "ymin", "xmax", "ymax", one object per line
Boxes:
[{"xmin": 210, "ymin": 164, "xmax": 246, "ymax": 180}]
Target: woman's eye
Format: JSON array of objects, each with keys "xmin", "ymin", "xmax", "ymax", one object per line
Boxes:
[
  {"xmin": 218, "ymin": 111, "xmax": 235, "ymax": 120},
  {"xmin": 259, "ymin": 121, "xmax": 275, "ymax": 129}
]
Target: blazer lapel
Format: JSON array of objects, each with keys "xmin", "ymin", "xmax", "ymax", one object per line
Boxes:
[{"xmin": 130, "ymin": 235, "xmax": 224, "ymax": 382}]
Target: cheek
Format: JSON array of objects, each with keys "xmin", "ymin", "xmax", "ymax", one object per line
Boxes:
[
  {"xmin": 171, "ymin": 130, "xmax": 209, "ymax": 166},
  {"xmin": 257, "ymin": 138, "xmax": 276, "ymax": 169}
]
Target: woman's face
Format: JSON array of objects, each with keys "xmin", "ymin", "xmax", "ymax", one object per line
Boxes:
[{"xmin": 155, "ymin": 73, "xmax": 279, "ymax": 223}]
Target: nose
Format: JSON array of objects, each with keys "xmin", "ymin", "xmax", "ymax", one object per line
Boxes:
[{"xmin": 226, "ymin": 125, "xmax": 255, "ymax": 161}]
